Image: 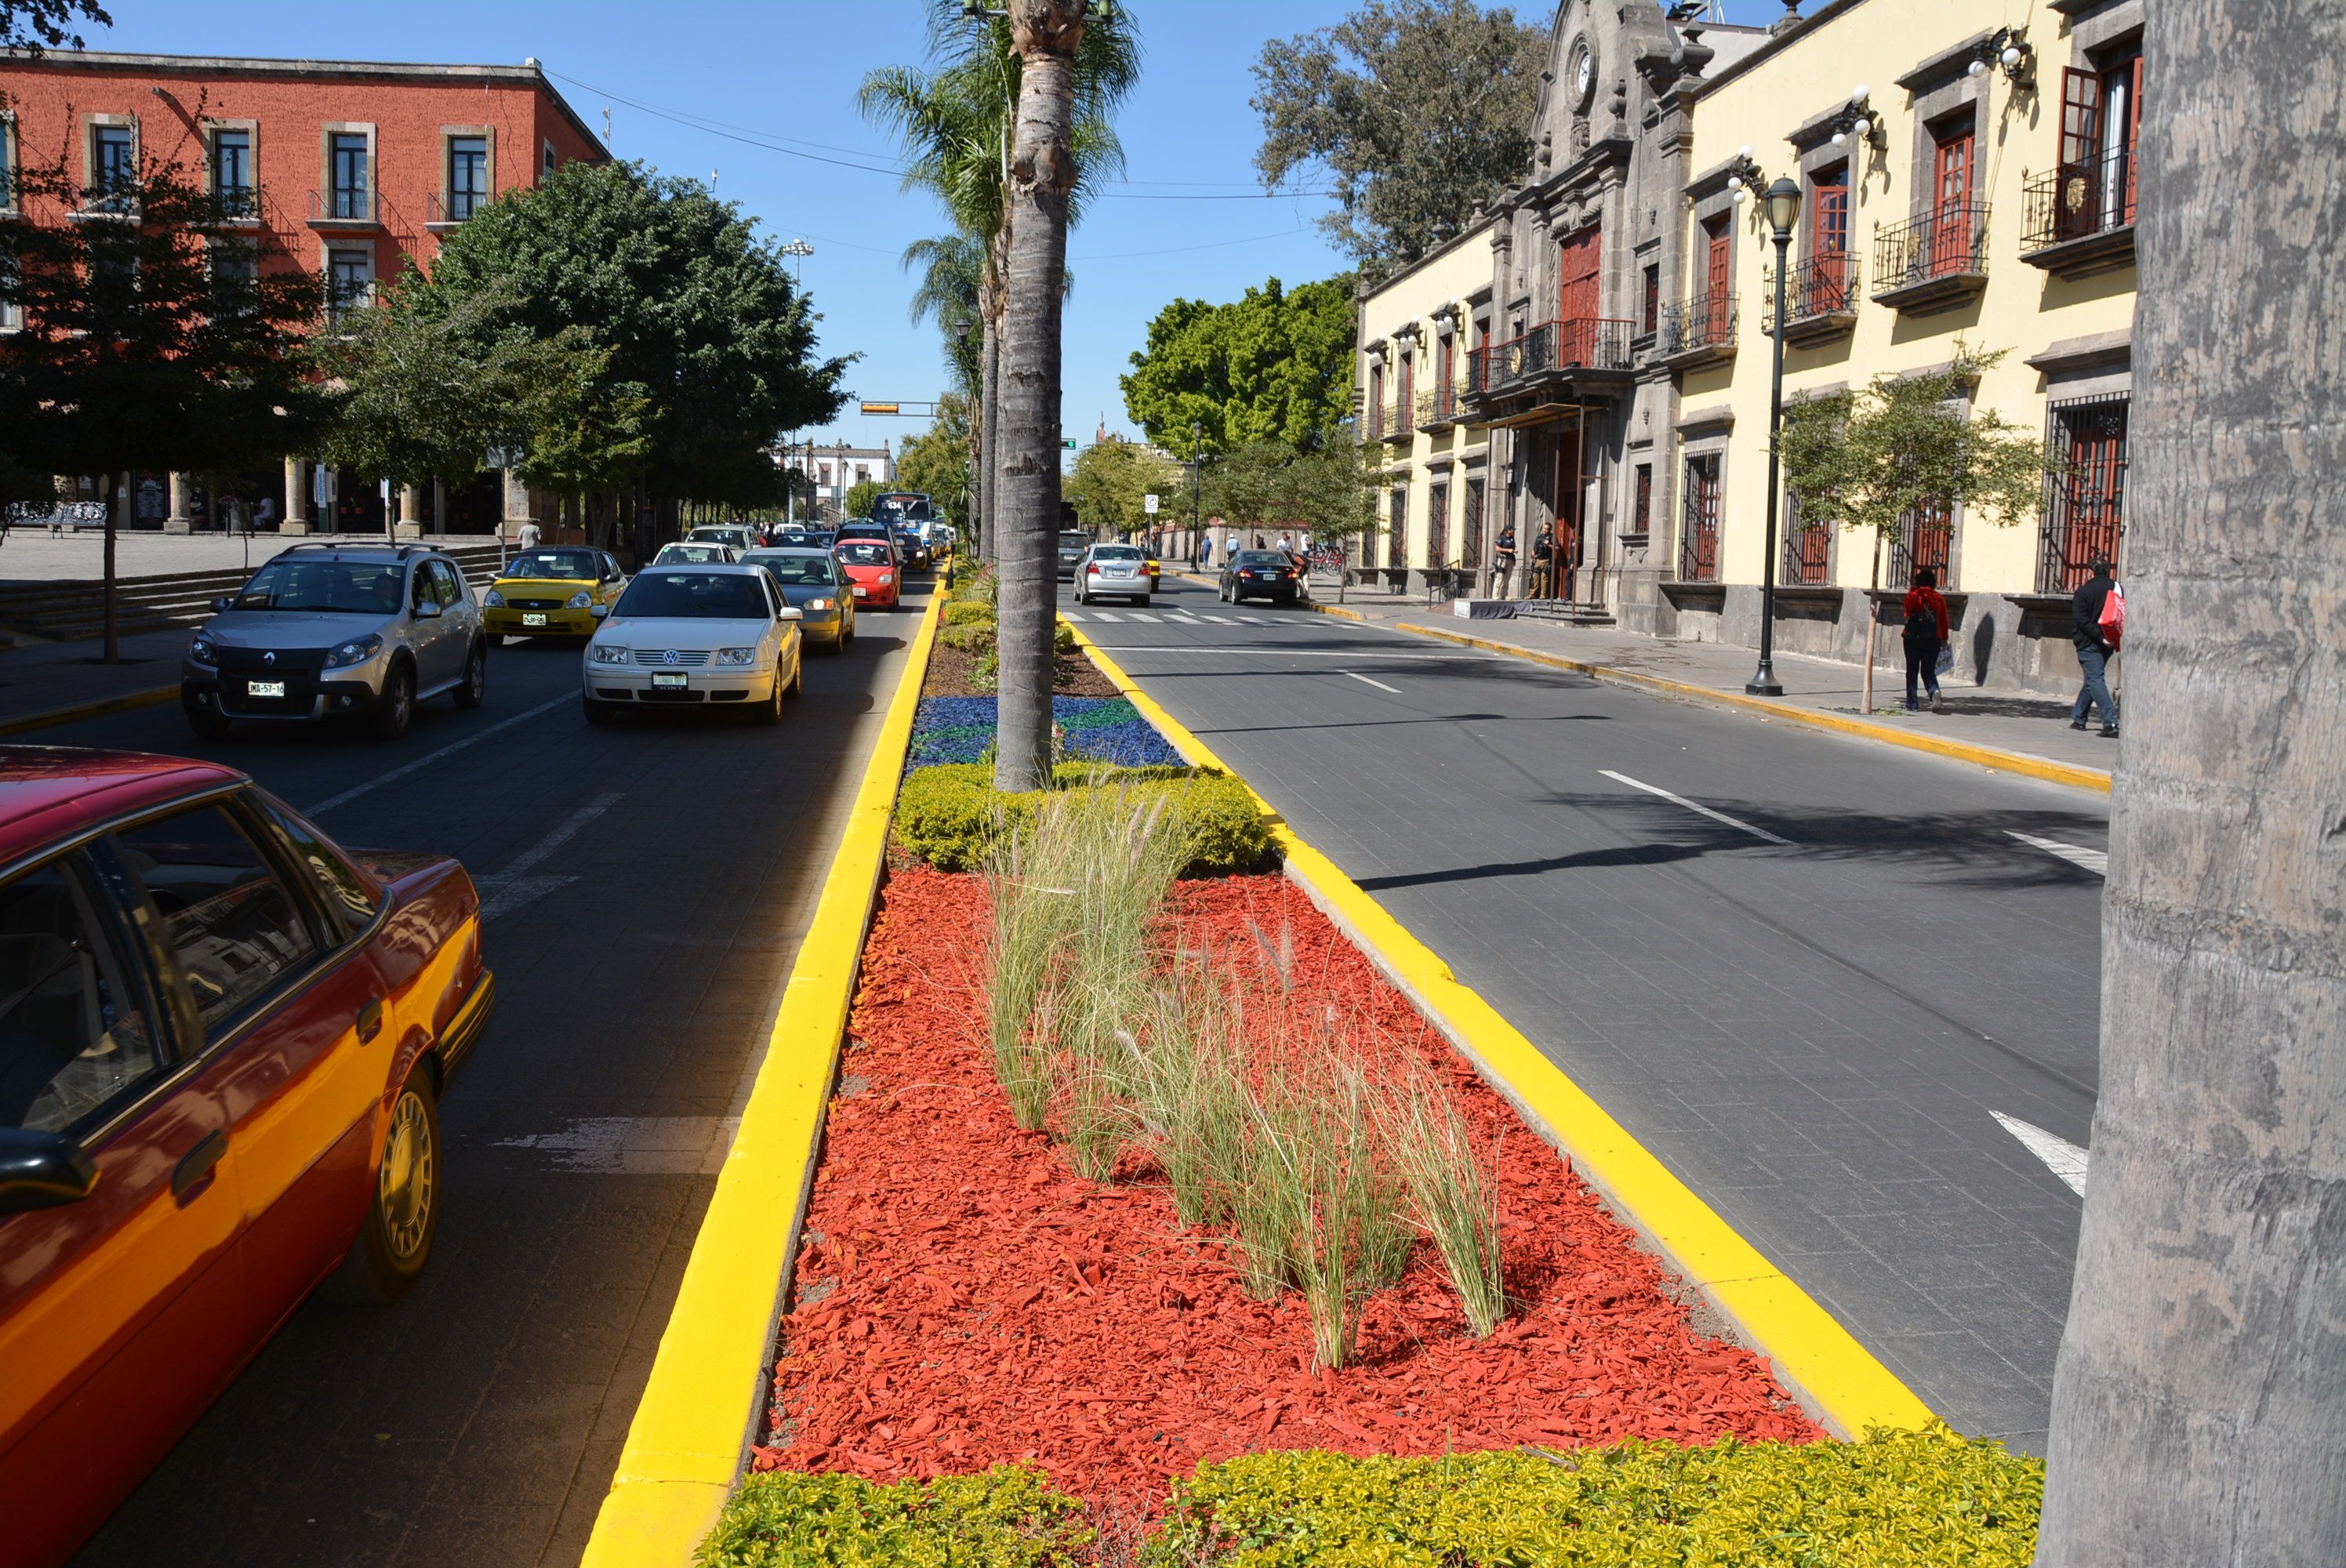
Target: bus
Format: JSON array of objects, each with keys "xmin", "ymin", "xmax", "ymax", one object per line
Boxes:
[{"xmin": 870, "ymin": 492, "xmax": 935, "ymax": 527}]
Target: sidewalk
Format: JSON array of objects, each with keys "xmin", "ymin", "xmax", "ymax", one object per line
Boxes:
[
  {"xmin": 0, "ymin": 529, "xmax": 503, "ymax": 584},
  {"xmin": 0, "ymin": 628, "xmax": 189, "ymax": 736}
]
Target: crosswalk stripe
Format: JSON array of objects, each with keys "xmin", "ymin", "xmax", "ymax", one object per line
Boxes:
[
  {"xmin": 1091, "ymin": 610, "xmax": 1124, "ymax": 622},
  {"xmin": 1060, "ymin": 610, "xmax": 1086, "ymax": 622},
  {"xmin": 1238, "ymin": 615, "xmax": 1268, "ymax": 625},
  {"xmin": 1128, "ymin": 611, "xmax": 1160, "ymax": 622},
  {"xmin": 1165, "ymin": 612, "xmax": 1201, "ymax": 624},
  {"xmin": 1201, "ymin": 614, "xmax": 1236, "ymax": 624}
]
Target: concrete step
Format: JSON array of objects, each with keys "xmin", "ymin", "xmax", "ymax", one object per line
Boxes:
[{"xmin": 0, "ymin": 541, "xmax": 510, "ymax": 640}]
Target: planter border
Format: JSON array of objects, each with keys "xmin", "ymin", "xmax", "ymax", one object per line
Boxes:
[
  {"xmin": 581, "ymin": 591, "xmax": 946, "ymax": 1568},
  {"xmin": 1062, "ymin": 617, "xmax": 1937, "ymax": 1442}
]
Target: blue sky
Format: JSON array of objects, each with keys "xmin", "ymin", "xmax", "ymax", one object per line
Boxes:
[{"xmin": 97, "ymin": 1, "xmax": 1776, "ymax": 463}]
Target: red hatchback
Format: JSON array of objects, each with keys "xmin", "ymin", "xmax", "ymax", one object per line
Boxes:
[
  {"xmin": 833, "ymin": 535, "xmax": 902, "ymax": 610},
  {"xmin": 0, "ymin": 748, "xmax": 492, "ymax": 1568}
]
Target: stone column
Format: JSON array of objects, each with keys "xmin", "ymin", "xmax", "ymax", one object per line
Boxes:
[
  {"xmin": 394, "ymin": 485, "xmax": 424, "ymax": 540},
  {"xmin": 165, "ymin": 471, "xmax": 195, "ymax": 535},
  {"xmin": 500, "ymin": 467, "xmax": 537, "ymax": 543},
  {"xmin": 282, "ymin": 456, "xmax": 310, "ymax": 534}
]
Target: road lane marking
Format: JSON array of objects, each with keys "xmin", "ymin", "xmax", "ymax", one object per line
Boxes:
[
  {"xmin": 1091, "ymin": 610, "xmax": 1124, "ymax": 622},
  {"xmin": 1993, "ymin": 1111, "xmax": 2088, "ymax": 1195},
  {"xmin": 1060, "ymin": 610, "xmax": 1086, "ymax": 622},
  {"xmin": 2006, "ymin": 830, "xmax": 2107, "ymax": 876},
  {"xmin": 1127, "ymin": 611, "xmax": 1160, "ymax": 622},
  {"xmin": 1200, "ymin": 614, "xmax": 1236, "ymax": 624},
  {"xmin": 475, "ymin": 789, "xmax": 625, "ymax": 919},
  {"xmin": 1342, "ymin": 670, "xmax": 1402, "ymax": 693},
  {"xmin": 303, "ymin": 691, "xmax": 575, "ymax": 816},
  {"xmin": 1599, "ymin": 769, "xmax": 1795, "ymax": 846},
  {"xmin": 1084, "ymin": 645, "xmax": 1473, "ymax": 659},
  {"xmin": 1237, "ymin": 615, "xmax": 1269, "ymax": 624},
  {"xmin": 492, "ymin": 1114, "xmax": 740, "ymax": 1174},
  {"xmin": 1165, "ymin": 612, "xmax": 1201, "ymax": 624}
]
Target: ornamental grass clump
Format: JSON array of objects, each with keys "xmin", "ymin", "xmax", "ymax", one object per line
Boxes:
[
  {"xmin": 1378, "ymin": 1061, "xmax": 1506, "ymax": 1337},
  {"xmin": 1124, "ymin": 967, "xmax": 1251, "ymax": 1230},
  {"xmin": 985, "ymin": 813, "xmax": 1080, "ymax": 1131}
]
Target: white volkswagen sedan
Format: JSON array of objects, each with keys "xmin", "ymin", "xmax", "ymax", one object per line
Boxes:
[{"xmin": 581, "ymin": 564, "xmax": 803, "ymax": 725}]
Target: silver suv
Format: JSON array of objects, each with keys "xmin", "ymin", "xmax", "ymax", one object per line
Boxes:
[{"xmin": 181, "ymin": 543, "xmax": 488, "ymax": 740}]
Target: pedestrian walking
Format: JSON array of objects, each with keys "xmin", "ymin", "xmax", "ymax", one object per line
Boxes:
[
  {"xmin": 1901, "ymin": 566, "xmax": 1951, "ymax": 712},
  {"xmin": 515, "ymin": 518, "xmax": 543, "ymax": 550},
  {"xmin": 1493, "ymin": 521, "xmax": 1518, "ymax": 599},
  {"xmin": 1530, "ymin": 524, "xmax": 1557, "ymax": 600},
  {"xmin": 2069, "ymin": 557, "xmax": 2122, "ymax": 737},
  {"xmin": 1200, "ymin": 537, "xmax": 1212, "ymax": 568}
]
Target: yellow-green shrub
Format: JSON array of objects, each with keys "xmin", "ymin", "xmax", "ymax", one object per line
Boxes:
[
  {"xmin": 941, "ymin": 620, "xmax": 996, "ymax": 653},
  {"xmin": 695, "ymin": 1465, "xmax": 1087, "ymax": 1567},
  {"xmin": 944, "ymin": 600, "xmax": 997, "ymax": 628},
  {"xmin": 1146, "ymin": 1432, "xmax": 2042, "ymax": 1566},
  {"xmin": 895, "ymin": 764, "xmax": 1273, "ymax": 876}
]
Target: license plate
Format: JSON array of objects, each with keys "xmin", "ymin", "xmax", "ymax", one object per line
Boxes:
[
  {"xmin": 852, "ymin": 586, "xmax": 868, "ymax": 597},
  {"xmin": 247, "ymin": 679, "xmax": 285, "ymax": 699},
  {"xmin": 523, "ymin": 612, "xmax": 547, "ymax": 627},
  {"xmin": 651, "ymin": 671, "xmax": 687, "ymax": 689}
]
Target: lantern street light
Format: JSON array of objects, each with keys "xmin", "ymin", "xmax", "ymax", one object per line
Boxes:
[{"xmin": 1747, "ymin": 176, "xmax": 1802, "ymax": 698}]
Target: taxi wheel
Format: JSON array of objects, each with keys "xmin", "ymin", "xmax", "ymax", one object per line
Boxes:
[
  {"xmin": 324, "ymin": 1062, "xmax": 440, "ymax": 1305},
  {"xmin": 370, "ymin": 662, "xmax": 416, "ymax": 740},
  {"xmin": 453, "ymin": 639, "xmax": 487, "ymax": 710}
]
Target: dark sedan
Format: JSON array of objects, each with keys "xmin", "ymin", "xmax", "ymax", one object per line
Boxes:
[{"xmin": 1218, "ymin": 549, "xmax": 1309, "ymax": 605}]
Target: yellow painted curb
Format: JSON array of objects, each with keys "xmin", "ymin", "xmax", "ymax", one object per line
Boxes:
[
  {"xmin": 1396, "ymin": 619, "xmax": 2112, "ymax": 796},
  {"xmin": 581, "ymin": 592, "xmax": 946, "ymax": 1568},
  {"xmin": 1062, "ymin": 618, "xmax": 1937, "ymax": 1441},
  {"xmin": 0, "ymin": 682, "xmax": 178, "ymax": 738}
]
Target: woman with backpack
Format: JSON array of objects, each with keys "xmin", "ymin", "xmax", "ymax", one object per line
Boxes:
[{"xmin": 1902, "ymin": 566, "xmax": 1952, "ymax": 712}]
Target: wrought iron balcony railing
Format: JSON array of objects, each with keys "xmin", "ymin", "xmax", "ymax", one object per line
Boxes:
[
  {"xmin": 2021, "ymin": 147, "xmax": 2137, "ymax": 275},
  {"xmin": 1415, "ymin": 384, "xmax": 1458, "ymax": 430},
  {"xmin": 1469, "ymin": 317, "xmax": 1636, "ymax": 391},
  {"xmin": 1657, "ymin": 294, "xmax": 1737, "ymax": 362},
  {"xmin": 310, "ymin": 187, "xmax": 377, "ymax": 224},
  {"xmin": 1762, "ymin": 253, "xmax": 1862, "ymax": 337},
  {"xmin": 1872, "ymin": 201, "xmax": 1990, "ymax": 307}
]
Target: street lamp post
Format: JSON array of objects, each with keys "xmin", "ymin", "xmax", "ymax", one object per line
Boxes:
[
  {"xmin": 1747, "ymin": 176, "xmax": 1802, "ymax": 698},
  {"xmin": 1191, "ymin": 419, "xmax": 1204, "ymax": 567}
]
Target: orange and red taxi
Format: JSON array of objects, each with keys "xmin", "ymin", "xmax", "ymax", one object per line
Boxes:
[{"xmin": 0, "ymin": 748, "xmax": 492, "ymax": 1566}]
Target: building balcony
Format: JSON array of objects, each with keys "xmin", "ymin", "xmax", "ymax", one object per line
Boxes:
[
  {"xmin": 1377, "ymin": 400, "xmax": 1411, "ymax": 445},
  {"xmin": 307, "ymin": 187, "xmax": 380, "ymax": 229},
  {"xmin": 1763, "ymin": 254, "xmax": 1862, "ymax": 346},
  {"xmin": 1872, "ymin": 202, "xmax": 1990, "ymax": 316},
  {"xmin": 2021, "ymin": 153, "xmax": 2136, "ymax": 278},
  {"xmin": 426, "ymin": 191, "xmax": 487, "ymax": 230},
  {"xmin": 1464, "ymin": 318, "xmax": 1636, "ymax": 419},
  {"xmin": 1655, "ymin": 295, "xmax": 1737, "ymax": 371},
  {"xmin": 1415, "ymin": 386, "xmax": 1459, "ymax": 432}
]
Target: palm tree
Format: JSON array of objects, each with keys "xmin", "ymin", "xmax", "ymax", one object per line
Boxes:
[
  {"xmin": 902, "ymin": 232, "xmax": 984, "ymax": 401},
  {"xmin": 2032, "ymin": 7, "xmax": 2344, "ymax": 1566}
]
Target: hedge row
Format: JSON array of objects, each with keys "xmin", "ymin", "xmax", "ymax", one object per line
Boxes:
[
  {"xmin": 894, "ymin": 762, "xmax": 1273, "ymax": 876},
  {"xmin": 697, "ymin": 1432, "xmax": 2042, "ymax": 1566}
]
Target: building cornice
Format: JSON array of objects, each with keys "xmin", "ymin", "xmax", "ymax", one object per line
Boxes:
[
  {"xmin": 2025, "ymin": 328, "xmax": 2132, "ymax": 374},
  {"xmin": 1687, "ymin": 0, "xmax": 1870, "ymax": 101}
]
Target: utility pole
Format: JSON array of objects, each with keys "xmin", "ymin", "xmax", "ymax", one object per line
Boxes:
[{"xmin": 1191, "ymin": 419, "xmax": 1204, "ymax": 567}]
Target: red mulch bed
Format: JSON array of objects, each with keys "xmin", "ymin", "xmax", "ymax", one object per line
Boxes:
[{"xmin": 756, "ymin": 869, "xmax": 1819, "ymax": 1502}]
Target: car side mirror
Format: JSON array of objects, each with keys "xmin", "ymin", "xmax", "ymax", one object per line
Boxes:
[
  {"xmin": 412, "ymin": 601, "xmax": 441, "ymax": 620},
  {"xmin": 212, "ymin": 597, "xmax": 231, "ymax": 614},
  {"xmin": 590, "ymin": 603, "xmax": 611, "ymax": 620},
  {"xmin": 779, "ymin": 606, "xmax": 803, "ymax": 622},
  {"xmin": 0, "ymin": 1127, "xmax": 100, "ymax": 1214}
]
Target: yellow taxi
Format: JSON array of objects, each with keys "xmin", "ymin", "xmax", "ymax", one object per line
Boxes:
[{"xmin": 481, "ymin": 546, "xmax": 627, "ymax": 644}]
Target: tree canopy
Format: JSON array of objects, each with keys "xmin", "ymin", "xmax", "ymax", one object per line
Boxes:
[
  {"xmin": 419, "ymin": 160, "xmax": 849, "ymax": 507},
  {"xmin": 0, "ymin": 0, "xmax": 108, "ymax": 53},
  {"xmin": 1120, "ymin": 274, "xmax": 1357, "ymax": 456},
  {"xmin": 1252, "ymin": 0, "xmax": 1546, "ymax": 275},
  {"xmin": 894, "ymin": 394, "xmax": 973, "ymax": 530},
  {"xmin": 1065, "ymin": 434, "xmax": 1177, "ymax": 537},
  {"xmin": 1197, "ymin": 437, "xmax": 1376, "ymax": 544}
]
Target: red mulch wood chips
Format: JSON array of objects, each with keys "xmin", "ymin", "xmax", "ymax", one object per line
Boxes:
[{"xmin": 756, "ymin": 870, "xmax": 1819, "ymax": 1503}]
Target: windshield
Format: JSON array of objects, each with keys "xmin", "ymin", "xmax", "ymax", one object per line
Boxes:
[
  {"xmin": 1234, "ymin": 552, "xmax": 1291, "ymax": 567},
  {"xmin": 657, "ymin": 544, "xmax": 731, "ymax": 564},
  {"xmin": 504, "ymin": 549, "xmax": 598, "ymax": 580},
  {"xmin": 836, "ymin": 540, "xmax": 895, "ymax": 566},
  {"xmin": 691, "ymin": 529, "xmax": 746, "ymax": 544},
  {"xmin": 745, "ymin": 551, "xmax": 838, "ymax": 585},
  {"xmin": 1091, "ymin": 546, "xmax": 1143, "ymax": 561},
  {"xmin": 231, "ymin": 558, "xmax": 405, "ymax": 615},
  {"xmin": 612, "ymin": 572, "xmax": 770, "ymax": 619}
]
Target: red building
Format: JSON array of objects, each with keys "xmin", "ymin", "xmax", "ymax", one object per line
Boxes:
[{"xmin": 0, "ymin": 49, "xmax": 607, "ymax": 534}]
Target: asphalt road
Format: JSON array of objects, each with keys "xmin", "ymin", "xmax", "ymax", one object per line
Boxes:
[
  {"xmin": 1073, "ymin": 575, "xmax": 2106, "ymax": 1452},
  {"xmin": 45, "ymin": 579, "xmax": 932, "ymax": 1568}
]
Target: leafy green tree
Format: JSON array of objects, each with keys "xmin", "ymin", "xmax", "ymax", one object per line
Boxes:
[
  {"xmin": 895, "ymin": 394, "xmax": 973, "ymax": 530},
  {"xmin": 1121, "ymin": 274, "xmax": 1357, "ymax": 456},
  {"xmin": 421, "ymin": 160, "xmax": 849, "ymax": 521},
  {"xmin": 1065, "ymin": 435, "xmax": 1176, "ymax": 537},
  {"xmin": 0, "ymin": 153, "xmax": 323, "ymax": 659},
  {"xmin": 1252, "ymin": 1, "xmax": 1545, "ymax": 274},
  {"xmin": 1778, "ymin": 345, "xmax": 2050, "ymax": 710},
  {"xmin": 0, "ymin": 0, "xmax": 108, "ymax": 52},
  {"xmin": 902, "ymin": 232, "xmax": 984, "ymax": 400},
  {"xmin": 1204, "ymin": 438, "xmax": 1376, "ymax": 554},
  {"xmin": 842, "ymin": 477, "xmax": 885, "ymax": 521}
]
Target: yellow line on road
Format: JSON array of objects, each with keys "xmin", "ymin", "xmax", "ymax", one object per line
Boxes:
[
  {"xmin": 582, "ymin": 593, "xmax": 946, "ymax": 1567},
  {"xmin": 0, "ymin": 683, "xmax": 179, "ymax": 738},
  {"xmin": 1063, "ymin": 616, "xmax": 1937, "ymax": 1439},
  {"xmin": 1396, "ymin": 619, "xmax": 2112, "ymax": 796}
]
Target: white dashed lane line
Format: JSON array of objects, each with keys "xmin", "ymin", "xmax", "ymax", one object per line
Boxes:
[
  {"xmin": 2006, "ymin": 830, "xmax": 2107, "ymax": 876},
  {"xmin": 1342, "ymin": 670, "xmax": 1402, "ymax": 694},
  {"xmin": 1599, "ymin": 769, "xmax": 1795, "ymax": 847}
]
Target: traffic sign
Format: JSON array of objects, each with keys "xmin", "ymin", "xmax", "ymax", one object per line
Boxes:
[{"xmin": 1143, "ymin": 493, "xmax": 1160, "ymax": 514}]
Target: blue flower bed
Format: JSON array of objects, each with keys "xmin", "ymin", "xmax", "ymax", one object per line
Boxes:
[{"xmin": 907, "ymin": 696, "xmax": 1182, "ymax": 771}]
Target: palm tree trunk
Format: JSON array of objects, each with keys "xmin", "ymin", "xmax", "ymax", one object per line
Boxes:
[
  {"xmin": 980, "ymin": 310, "xmax": 1002, "ymax": 564},
  {"xmin": 2034, "ymin": 8, "xmax": 2344, "ymax": 1564},
  {"xmin": 991, "ymin": 0, "xmax": 1084, "ymax": 794}
]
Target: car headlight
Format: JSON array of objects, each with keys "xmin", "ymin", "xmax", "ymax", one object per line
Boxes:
[
  {"xmin": 485, "ymin": 588, "xmax": 505, "ymax": 608},
  {"xmin": 323, "ymin": 633, "xmax": 383, "ymax": 670},
  {"xmin": 715, "ymin": 646, "xmax": 757, "ymax": 666},
  {"xmin": 804, "ymin": 597, "xmax": 831, "ymax": 612},
  {"xmin": 567, "ymin": 591, "xmax": 593, "ymax": 609},
  {"xmin": 877, "ymin": 572, "xmax": 893, "ymax": 583},
  {"xmin": 189, "ymin": 637, "xmax": 219, "ymax": 667},
  {"xmin": 590, "ymin": 642, "xmax": 632, "ymax": 665}
]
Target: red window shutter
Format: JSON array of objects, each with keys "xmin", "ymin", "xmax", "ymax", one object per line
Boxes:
[
  {"xmin": 1705, "ymin": 224, "xmax": 1730, "ymax": 299},
  {"xmin": 1935, "ymin": 129, "xmax": 1973, "ymax": 208},
  {"xmin": 2126, "ymin": 56, "xmax": 2143, "ymax": 155},
  {"xmin": 2060, "ymin": 67, "xmax": 2103, "ymax": 169}
]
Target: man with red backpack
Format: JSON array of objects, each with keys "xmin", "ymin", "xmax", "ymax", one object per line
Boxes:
[{"xmin": 2070, "ymin": 557, "xmax": 2123, "ymax": 738}]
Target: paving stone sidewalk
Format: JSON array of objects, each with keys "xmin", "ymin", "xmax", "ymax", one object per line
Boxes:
[
  {"xmin": 1345, "ymin": 600, "xmax": 2115, "ymax": 782},
  {"xmin": 0, "ymin": 629, "xmax": 191, "ymax": 731}
]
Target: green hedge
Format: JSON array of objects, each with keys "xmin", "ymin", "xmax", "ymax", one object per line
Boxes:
[
  {"xmin": 940, "ymin": 621, "xmax": 996, "ymax": 653},
  {"xmin": 696, "ymin": 1465, "xmax": 1087, "ymax": 1567},
  {"xmin": 1149, "ymin": 1432, "xmax": 2042, "ymax": 1566},
  {"xmin": 943, "ymin": 600, "xmax": 997, "ymax": 628},
  {"xmin": 895, "ymin": 763, "xmax": 1273, "ymax": 876}
]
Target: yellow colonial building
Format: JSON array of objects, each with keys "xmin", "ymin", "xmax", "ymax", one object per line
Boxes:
[
  {"xmin": 1355, "ymin": 222, "xmax": 1498, "ymax": 595},
  {"xmin": 1359, "ymin": 0, "xmax": 2141, "ymax": 693}
]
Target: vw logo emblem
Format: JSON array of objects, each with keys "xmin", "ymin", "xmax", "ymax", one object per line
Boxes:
[
  {"xmin": 663, "ymin": 649, "xmax": 680, "ymax": 665},
  {"xmin": 262, "ymin": 651, "xmax": 276, "ymax": 665}
]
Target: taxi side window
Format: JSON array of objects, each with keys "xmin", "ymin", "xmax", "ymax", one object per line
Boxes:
[
  {"xmin": 244, "ymin": 793, "xmax": 381, "ymax": 935},
  {"xmin": 0, "ymin": 851, "xmax": 167, "ymax": 1135},
  {"xmin": 111, "ymin": 804, "xmax": 321, "ymax": 1044}
]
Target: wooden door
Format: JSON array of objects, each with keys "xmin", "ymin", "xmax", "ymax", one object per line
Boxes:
[
  {"xmin": 1932, "ymin": 125, "xmax": 1974, "ymax": 275},
  {"xmin": 1811, "ymin": 167, "xmax": 1850, "ymax": 310},
  {"xmin": 1558, "ymin": 223, "xmax": 1602, "ymax": 361},
  {"xmin": 1703, "ymin": 218, "xmax": 1731, "ymax": 340}
]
